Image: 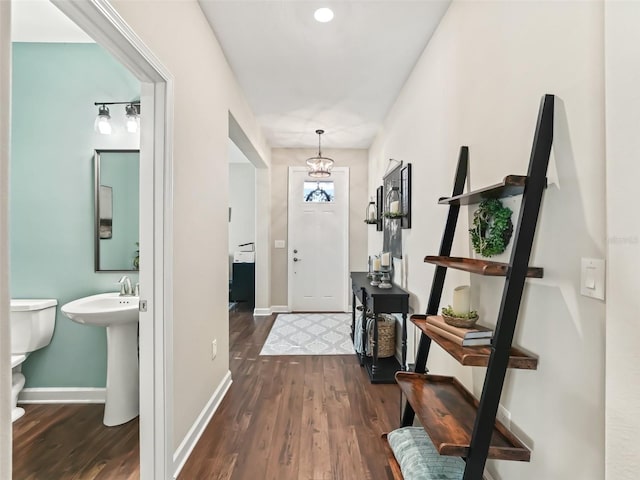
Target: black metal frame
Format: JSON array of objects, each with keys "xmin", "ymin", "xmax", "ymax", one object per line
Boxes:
[
  {"xmin": 376, "ymin": 186, "xmax": 384, "ymax": 231},
  {"xmin": 401, "ymin": 146, "xmax": 468, "ymax": 425},
  {"xmin": 400, "ymin": 164, "xmax": 412, "ymax": 229},
  {"xmin": 401, "ymin": 94, "xmax": 554, "ymax": 480}
]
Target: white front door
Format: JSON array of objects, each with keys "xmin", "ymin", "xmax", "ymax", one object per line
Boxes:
[{"xmin": 288, "ymin": 167, "xmax": 349, "ymax": 312}]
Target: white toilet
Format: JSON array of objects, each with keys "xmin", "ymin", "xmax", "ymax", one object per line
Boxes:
[{"xmin": 10, "ymin": 298, "xmax": 57, "ymax": 422}]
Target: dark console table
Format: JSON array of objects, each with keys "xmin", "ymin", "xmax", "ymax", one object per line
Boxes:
[
  {"xmin": 350, "ymin": 271, "xmax": 409, "ymax": 384},
  {"xmin": 230, "ymin": 262, "xmax": 255, "ymax": 307}
]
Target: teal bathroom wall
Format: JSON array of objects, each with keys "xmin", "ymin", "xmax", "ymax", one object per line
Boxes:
[{"xmin": 11, "ymin": 43, "xmax": 140, "ymax": 388}]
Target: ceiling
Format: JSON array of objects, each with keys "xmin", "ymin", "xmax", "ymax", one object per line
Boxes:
[
  {"xmin": 11, "ymin": 0, "xmax": 451, "ymax": 150},
  {"xmin": 199, "ymin": 1, "xmax": 450, "ymax": 149},
  {"xmin": 11, "ymin": 0, "xmax": 93, "ymax": 43}
]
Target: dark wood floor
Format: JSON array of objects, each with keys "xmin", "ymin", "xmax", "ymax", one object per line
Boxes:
[
  {"xmin": 13, "ymin": 403, "xmax": 139, "ymax": 479},
  {"xmin": 179, "ymin": 305, "xmax": 400, "ymax": 479},
  {"xmin": 13, "ymin": 305, "xmax": 400, "ymax": 479}
]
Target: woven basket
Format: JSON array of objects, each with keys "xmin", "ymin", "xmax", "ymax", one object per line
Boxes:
[
  {"xmin": 368, "ymin": 314, "xmax": 396, "ymax": 358},
  {"xmin": 442, "ymin": 313, "xmax": 479, "ymax": 328}
]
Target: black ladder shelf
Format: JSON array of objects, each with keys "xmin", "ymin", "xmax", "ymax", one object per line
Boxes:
[{"xmin": 385, "ymin": 94, "xmax": 554, "ymax": 480}]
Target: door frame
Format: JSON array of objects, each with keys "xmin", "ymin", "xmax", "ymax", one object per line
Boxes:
[
  {"xmin": 287, "ymin": 166, "xmax": 350, "ymax": 313},
  {"xmin": 4, "ymin": 1, "xmax": 174, "ymax": 478},
  {"xmin": 1, "ymin": 3, "xmax": 12, "ymax": 478},
  {"xmin": 228, "ymin": 114, "xmax": 271, "ymax": 316}
]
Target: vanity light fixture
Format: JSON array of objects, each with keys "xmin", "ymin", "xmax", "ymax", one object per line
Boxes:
[
  {"xmin": 94, "ymin": 101, "xmax": 141, "ymax": 135},
  {"xmin": 306, "ymin": 129, "xmax": 335, "ymax": 178}
]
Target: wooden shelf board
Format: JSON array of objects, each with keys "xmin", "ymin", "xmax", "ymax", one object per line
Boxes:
[
  {"xmin": 438, "ymin": 175, "xmax": 528, "ymax": 206},
  {"xmin": 424, "ymin": 256, "xmax": 544, "ymax": 278},
  {"xmin": 395, "ymin": 372, "xmax": 531, "ymax": 462},
  {"xmin": 411, "ymin": 315, "xmax": 538, "ymax": 370}
]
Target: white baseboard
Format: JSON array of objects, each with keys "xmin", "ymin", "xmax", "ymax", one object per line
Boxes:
[
  {"xmin": 19, "ymin": 387, "xmax": 106, "ymax": 404},
  {"xmin": 271, "ymin": 305, "xmax": 289, "ymax": 313},
  {"xmin": 253, "ymin": 307, "xmax": 272, "ymax": 316},
  {"xmin": 173, "ymin": 371, "xmax": 232, "ymax": 479}
]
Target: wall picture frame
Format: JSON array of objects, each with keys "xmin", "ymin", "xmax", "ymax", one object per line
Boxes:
[{"xmin": 383, "ymin": 163, "xmax": 403, "ymax": 258}]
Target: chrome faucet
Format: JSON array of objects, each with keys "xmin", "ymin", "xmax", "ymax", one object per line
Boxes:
[{"xmin": 118, "ymin": 275, "xmax": 133, "ymax": 296}]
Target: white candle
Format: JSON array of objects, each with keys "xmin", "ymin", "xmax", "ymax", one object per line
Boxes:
[
  {"xmin": 369, "ymin": 209, "xmax": 376, "ymax": 220},
  {"xmin": 381, "ymin": 252, "xmax": 390, "ymax": 267},
  {"xmin": 373, "ymin": 257, "xmax": 381, "ymax": 271},
  {"xmin": 390, "ymin": 201, "xmax": 400, "ymax": 214},
  {"xmin": 452, "ymin": 285, "xmax": 470, "ymax": 315}
]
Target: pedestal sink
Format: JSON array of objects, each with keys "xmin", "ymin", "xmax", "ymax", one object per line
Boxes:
[{"xmin": 61, "ymin": 292, "xmax": 139, "ymax": 426}]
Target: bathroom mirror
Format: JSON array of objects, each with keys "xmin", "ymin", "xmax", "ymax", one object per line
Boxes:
[{"xmin": 94, "ymin": 149, "xmax": 140, "ymax": 272}]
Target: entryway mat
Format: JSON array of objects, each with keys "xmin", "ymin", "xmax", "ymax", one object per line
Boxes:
[{"xmin": 260, "ymin": 313, "xmax": 354, "ymax": 355}]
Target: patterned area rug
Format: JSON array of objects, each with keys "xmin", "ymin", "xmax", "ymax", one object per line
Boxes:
[{"xmin": 260, "ymin": 313, "xmax": 355, "ymax": 355}]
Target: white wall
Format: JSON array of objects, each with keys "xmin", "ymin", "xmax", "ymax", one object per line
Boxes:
[
  {"xmin": 110, "ymin": 0, "xmax": 270, "ymax": 452},
  {"xmin": 0, "ymin": 2, "xmax": 11, "ymax": 477},
  {"xmin": 369, "ymin": 1, "xmax": 605, "ymax": 478},
  {"xmin": 604, "ymin": 2, "xmax": 640, "ymax": 479},
  {"xmin": 270, "ymin": 148, "xmax": 368, "ymax": 308},
  {"xmin": 229, "ymin": 162, "xmax": 256, "ymax": 271}
]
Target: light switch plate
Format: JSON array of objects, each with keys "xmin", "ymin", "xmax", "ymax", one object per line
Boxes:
[
  {"xmin": 274, "ymin": 240, "xmax": 286, "ymax": 249},
  {"xmin": 580, "ymin": 258, "xmax": 605, "ymax": 300}
]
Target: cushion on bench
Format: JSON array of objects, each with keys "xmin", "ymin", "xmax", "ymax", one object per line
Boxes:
[{"xmin": 387, "ymin": 427, "xmax": 465, "ymax": 480}]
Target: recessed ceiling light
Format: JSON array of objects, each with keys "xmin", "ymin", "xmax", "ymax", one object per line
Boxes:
[{"xmin": 314, "ymin": 7, "xmax": 334, "ymax": 23}]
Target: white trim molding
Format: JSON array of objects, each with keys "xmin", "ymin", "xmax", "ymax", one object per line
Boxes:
[
  {"xmin": 51, "ymin": 1, "xmax": 175, "ymax": 479},
  {"xmin": 19, "ymin": 387, "xmax": 106, "ymax": 404},
  {"xmin": 253, "ymin": 307, "xmax": 273, "ymax": 316},
  {"xmin": 271, "ymin": 305, "xmax": 289, "ymax": 313},
  {"xmin": 0, "ymin": 4, "xmax": 12, "ymax": 477},
  {"xmin": 173, "ymin": 371, "xmax": 232, "ymax": 479}
]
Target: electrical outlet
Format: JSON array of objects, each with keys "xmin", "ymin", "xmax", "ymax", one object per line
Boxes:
[{"xmin": 211, "ymin": 339, "xmax": 217, "ymax": 360}]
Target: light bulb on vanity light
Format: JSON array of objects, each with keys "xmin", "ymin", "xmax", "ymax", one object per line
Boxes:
[
  {"xmin": 94, "ymin": 105, "xmax": 112, "ymax": 135},
  {"xmin": 125, "ymin": 103, "xmax": 140, "ymax": 133}
]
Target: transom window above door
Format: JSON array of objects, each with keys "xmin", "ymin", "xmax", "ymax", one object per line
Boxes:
[{"xmin": 303, "ymin": 181, "xmax": 335, "ymax": 203}]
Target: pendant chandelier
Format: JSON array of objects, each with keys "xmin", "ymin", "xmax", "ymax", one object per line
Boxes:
[{"xmin": 306, "ymin": 129, "xmax": 334, "ymax": 178}]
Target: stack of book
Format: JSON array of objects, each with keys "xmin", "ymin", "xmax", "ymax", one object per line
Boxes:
[{"xmin": 424, "ymin": 315, "xmax": 493, "ymax": 347}]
